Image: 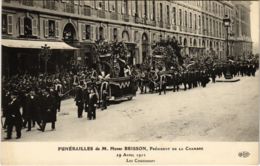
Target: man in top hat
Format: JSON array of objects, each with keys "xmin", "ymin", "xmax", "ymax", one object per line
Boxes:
[
  {"xmin": 84, "ymin": 86, "xmax": 90, "ymax": 115},
  {"xmin": 2, "ymin": 88, "xmax": 11, "ymax": 130},
  {"xmin": 88, "ymin": 88, "xmax": 98, "ymax": 120},
  {"xmin": 75, "ymin": 82, "xmax": 84, "ymax": 118},
  {"xmin": 24, "ymin": 89, "xmax": 38, "ymax": 131},
  {"xmin": 5, "ymin": 91, "xmax": 23, "ymax": 139},
  {"xmin": 38, "ymin": 89, "xmax": 56, "ymax": 132}
]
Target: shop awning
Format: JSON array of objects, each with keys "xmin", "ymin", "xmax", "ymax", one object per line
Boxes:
[{"xmin": 1, "ymin": 39, "xmax": 78, "ymax": 50}]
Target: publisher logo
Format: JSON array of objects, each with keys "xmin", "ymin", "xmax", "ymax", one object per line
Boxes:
[{"xmin": 238, "ymin": 151, "xmax": 250, "ymax": 158}]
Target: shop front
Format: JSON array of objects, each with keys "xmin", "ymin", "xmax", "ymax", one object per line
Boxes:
[{"xmin": 2, "ymin": 39, "xmax": 77, "ymax": 77}]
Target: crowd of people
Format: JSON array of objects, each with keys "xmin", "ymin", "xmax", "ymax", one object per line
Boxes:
[{"xmin": 1, "ymin": 59, "xmax": 258, "ymax": 140}]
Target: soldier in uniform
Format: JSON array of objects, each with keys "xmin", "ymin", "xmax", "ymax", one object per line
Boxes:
[
  {"xmin": 159, "ymin": 75, "xmax": 167, "ymax": 95},
  {"xmin": 75, "ymin": 83, "xmax": 84, "ymax": 118},
  {"xmin": 88, "ymin": 88, "xmax": 98, "ymax": 120},
  {"xmin": 172, "ymin": 71, "xmax": 180, "ymax": 92},
  {"xmin": 5, "ymin": 91, "xmax": 23, "ymax": 139}
]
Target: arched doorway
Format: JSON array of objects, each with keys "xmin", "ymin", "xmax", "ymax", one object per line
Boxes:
[
  {"xmin": 193, "ymin": 39, "xmax": 197, "ymax": 47},
  {"xmin": 62, "ymin": 23, "xmax": 77, "ymax": 71},
  {"xmin": 142, "ymin": 33, "xmax": 149, "ymax": 64},
  {"xmin": 63, "ymin": 23, "xmax": 76, "ymax": 43},
  {"xmin": 192, "ymin": 39, "xmax": 197, "ymax": 57},
  {"xmin": 183, "ymin": 38, "xmax": 188, "ymax": 56}
]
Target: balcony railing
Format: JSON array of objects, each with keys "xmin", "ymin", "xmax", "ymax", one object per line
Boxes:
[
  {"xmin": 122, "ymin": 14, "xmax": 130, "ymax": 22},
  {"xmin": 135, "ymin": 17, "xmax": 143, "ymax": 24},
  {"xmin": 22, "ymin": 0, "xmax": 33, "ymax": 6},
  {"xmin": 64, "ymin": 3, "xmax": 75, "ymax": 13},
  {"xmin": 146, "ymin": 20, "xmax": 156, "ymax": 27},
  {"xmin": 110, "ymin": 12, "xmax": 118, "ymax": 20},
  {"xmin": 97, "ymin": 10, "xmax": 106, "ymax": 19},
  {"xmin": 43, "ymin": 1, "xmax": 56, "ymax": 10},
  {"xmin": 83, "ymin": 6, "xmax": 92, "ymax": 16}
]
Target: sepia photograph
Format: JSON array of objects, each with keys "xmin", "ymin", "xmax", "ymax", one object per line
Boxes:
[{"xmin": 0, "ymin": 0, "xmax": 259, "ymax": 164}]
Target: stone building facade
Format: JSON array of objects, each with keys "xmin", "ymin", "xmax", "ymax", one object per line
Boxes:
[{"xmin": 2, "ymin": 0, "xmax": 252, "ymax": 75}]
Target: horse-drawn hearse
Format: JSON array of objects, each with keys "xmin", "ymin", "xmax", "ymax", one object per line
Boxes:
[{"xmin": 92, "ymin": 40, "xmax": 138, "ymax": 102}]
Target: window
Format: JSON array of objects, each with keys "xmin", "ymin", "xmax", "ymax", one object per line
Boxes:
[
  {"xmin": 184, "ymin": 11, "xmax": 187, "ymax": 27},
  {"xmin": 113, "ymin": 28, "xmax": 118, "ymax": 41},
  {"xmin": 2, "ymin": 14, "xmax": 7, "ymax": 34},
  {"xmin": 82, "ymin": 24, "xmax": 91, "ymax": 40},
  {"xmin": 99, "ymin": 27, "xmax": 104, "ymax": 40},
  {"xmin": 160, "ymin": 3, "xmax": 163, "ymax": 22},
  {"xmin": 109, "ymin": 1, "xmax": 115, "ymax": 12},
  {"xmin": 172, "ymin": 7, "xmax": 176, "ymax": 25},
  {"xmin": 179, "ymin": 36, "xmax": 182, "ymax": 45},
  {"xmin": 194, "ymin": 14, "xmax": 197, "ymax": 30},
  {"xmin": 44, "ymin": 0, "xmax": 55, "ymax": 10},
  {"xmin": 166, "ymin": 5, "xmax": 170, "ymax": 23},
  {"xmin": 179, "ymin": 9, "xmax": 182, "ymax": 26},
  {"xmin": 144, "ymin": 0, "xmax": 147, "ymax": 18},
  {"xmin": 24, "ymin": 17, "xmax": 32, "ymax": 36},
  {"xmin": 202, "ymin": 15, "xmax": 204, "ymax": 28},
  {"xmin": 49, "ymin": 20, "xmax": 55, "ymax": 37},
  {"xmin": 199, "ymin": 15, "xmax": 201, "ymax": 29},
  {"xmin": 209, "ymin": 18, "xmax": 212, "ymax": 36},
  {"xmin": 7, "ymin": 15, "xmax": 13, "ymax": 34},
  {"xmin": 190, "ymin": 12, "xmax": 192, "ymax": 28},
  {"xmin": 122, "ymin": 0, "xmax": 128, "ymax": 14},
  {"xmin": 44, "ymin": 19, "xmax": 59, "ymax": 38},
  {"xmin": 86, "ymin": 25, "xmax": 91, "ymax": 40},
  {"xmin": 135, "ymin": 0, "xmax": 138, "ymax": 17},
  {"xmin": 206, "ymin": 17, "xmax": 208, "ymax": 34},
  {"xmin": 152, "ymin": 0, "xmax": 155, "ymax": 21}
]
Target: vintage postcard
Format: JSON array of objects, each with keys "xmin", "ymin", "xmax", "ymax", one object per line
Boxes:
[{"xmin": 0, "ymin": 0, "xmax": 259, "ymax": 165}]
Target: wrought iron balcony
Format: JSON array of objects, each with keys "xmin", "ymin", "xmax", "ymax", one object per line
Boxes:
[
  {"xmin": 122, "ymin": 14, "xmax": 130, "ymax": 22},
  {"xmin": 97, "ymin": 10, "xmax": 106, "ymax": 18},
  {"xmin": 159, "ymin": 21, "xmax": 163, "ymax": 28},
  {"xmin": 135, "ymin": 17, "xmax": 143, "ymax": 24},
  {"xmin": 43, "ymin": 1, "xmax": 56, "ymax": 10},
  {"xmin": 166, "ymin": 23, "xmax": 171, "ymax": 29}
]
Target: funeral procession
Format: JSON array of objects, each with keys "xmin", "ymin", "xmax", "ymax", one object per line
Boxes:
[{"xmin": 1, "ymin": 0, "xmax": 259, "ymax": 141}]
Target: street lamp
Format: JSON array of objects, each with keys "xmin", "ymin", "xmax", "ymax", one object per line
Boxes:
[
  {"xmin": 223, "ymin": 15, "xmax": 232, "ymax": 79},
  {"xmin": 223, "ymin": 15, "xmax": 231, "ymax": 59},
  {"xmin": 40, "ymin": 44, "xmax": 51, "ymax": 74}
]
